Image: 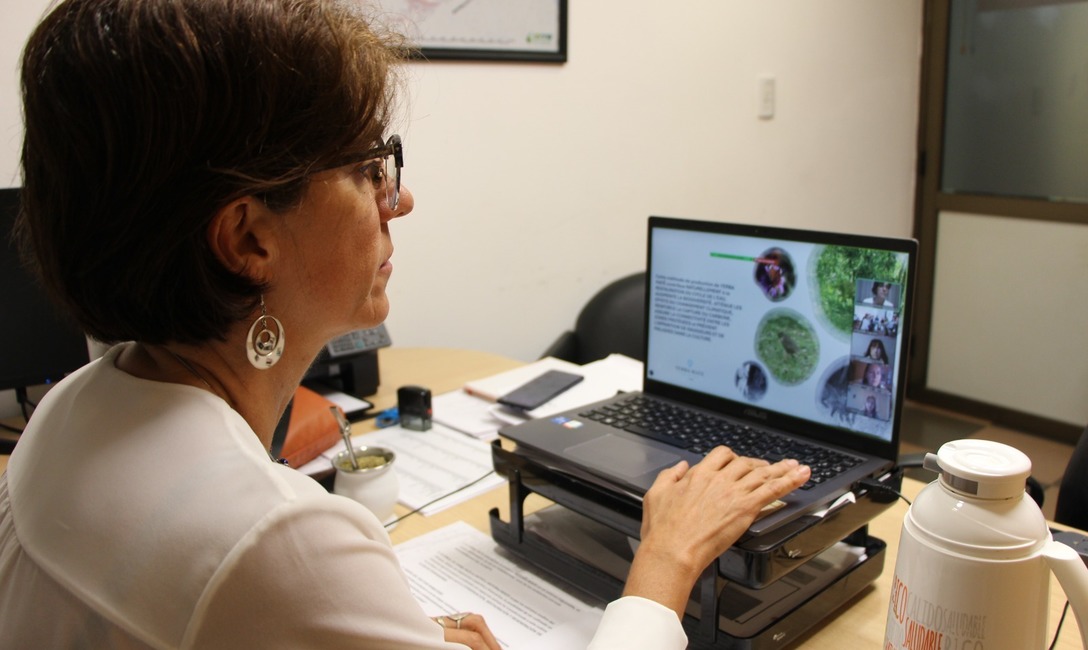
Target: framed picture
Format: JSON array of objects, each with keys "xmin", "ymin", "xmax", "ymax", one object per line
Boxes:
[{"xmin": 373, "ymin": 0, "xmax": 567, "ymax": 63}]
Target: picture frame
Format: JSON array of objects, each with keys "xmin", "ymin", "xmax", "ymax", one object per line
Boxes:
[{"xmin": 373, "ymin": 0, "xmax": 567, "ymax": 63}]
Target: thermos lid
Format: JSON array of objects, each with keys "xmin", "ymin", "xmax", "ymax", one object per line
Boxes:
[{"xmin": 922, "ymin": 439, "xmax": 1032, "ymax": 500}]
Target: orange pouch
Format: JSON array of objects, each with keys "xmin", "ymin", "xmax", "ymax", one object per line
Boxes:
[{"xmin": 272, "ymin": 386, "xmax": 341, "ymax": 468}]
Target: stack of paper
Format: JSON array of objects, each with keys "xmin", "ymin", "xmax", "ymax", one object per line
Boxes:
[
  {"xmin": 356, "ymin": 424, "xmax": 504, "ymax": 515},
  {"xmin": 462, "ymin": 357, "xmax": 584, "ymax": 401},
  {"xmin": 440, "ymin": 353, "xmax": 643, "ymax": 436},
  {"xmin": 298, "ymin": 423, "xmax": 503, "ymax": 515},
  {"xmin": 395, "ymin": 521, "xmax": 604, "ymax": 649}
]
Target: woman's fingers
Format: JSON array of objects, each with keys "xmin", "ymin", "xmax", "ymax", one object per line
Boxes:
[
  {"xmin": 739, "ymin": 459, "xmax": 812, "ymax": 509},
  {"xmin": 628, "ymin": 448, "xmax": 811, "ymax": 616},
  {"xmin": 690, "ymin": 445, "xmax": 739, "ymax": 471},
  {"xmin": 666, "ymin": 448, "xmax": 811, "ymax": 524},
  {"xmin": 646, "ymin": 458, "xmax": 689, "ymax": 493},
  {"xmin": 438, "ymin": 613, "xmax": 501, "ymax": 650}
]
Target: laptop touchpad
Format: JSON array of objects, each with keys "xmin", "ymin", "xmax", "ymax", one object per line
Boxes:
[{"xmin": 565, "ymin": 434, "xmax": 680, "ymax": 479}]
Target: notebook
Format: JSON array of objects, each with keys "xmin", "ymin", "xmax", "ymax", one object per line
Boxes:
[{"xmin": 501, "ymin": 216, "xmax": 917, "ymax": 536}]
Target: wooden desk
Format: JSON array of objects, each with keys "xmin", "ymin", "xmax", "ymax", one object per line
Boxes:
[
  {"xmin": 364, "ymin": 348, "xmax": 1085, "ymax": 649},
  {"xmin": 356, "ymin": 347, "xmax": 553, "ymax": 545},
  {"xmin": 4, "ymin": 347, "xmax": 1083, "ymax": 647},
  {"xmin": 366, "ymin": 347, "xmax": 524, "ymax": 414}
]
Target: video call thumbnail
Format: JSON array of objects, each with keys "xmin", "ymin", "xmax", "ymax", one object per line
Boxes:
[{"xmin": 846, "ymin": 278, "xmax": 901, "ymax": 423}]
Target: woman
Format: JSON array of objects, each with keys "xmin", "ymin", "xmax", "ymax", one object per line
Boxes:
[
  {"xmin": 0, "ymin": 1, "xmax": 809, "ymax": 648},
  {"xmin": 863, "ymin": 281, "xmax": 895, "ymax": 308},
  {"xmin": 754, "ymin": 249, "xmax": 794, "ymax": 301},
  {"xmin": 863, "ymin": 395, "xmax": 879, "ymax": 418},
  {"xmin": 864, "ymin": 363, "xmax": 889, "ymax": 390},
  {"xmin": 865, "ymin": 338, "xmax": 890, "ymax": 365}
]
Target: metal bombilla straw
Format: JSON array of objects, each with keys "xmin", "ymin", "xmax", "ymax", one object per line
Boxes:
[{"xmin": 331, "ymin": 406, "xmax": 359, "ymax": 471}]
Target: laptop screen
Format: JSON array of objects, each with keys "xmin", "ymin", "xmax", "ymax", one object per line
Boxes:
[{"xmin": 645, "ymin": 217, "xmax": 916, "ymax": 450}]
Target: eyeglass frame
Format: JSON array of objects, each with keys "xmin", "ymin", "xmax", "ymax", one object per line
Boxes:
[
  {"xmin": 321, "ymin": 134, "xmax": 404, "ymax": 210},
  {"xmin": 364, "ymin": 134, "xmax": 402, "ymax": 210}
]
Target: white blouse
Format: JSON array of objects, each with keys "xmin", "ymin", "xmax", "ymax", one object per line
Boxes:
[{"xmin": 0, "ymin": 344, "xmax": 685, "ymax": 649}]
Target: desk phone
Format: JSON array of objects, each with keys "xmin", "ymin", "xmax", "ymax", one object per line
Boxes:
[
  {"xmin": 323, "ymin": 324, "xmax": 392, "ymax": 359},
  {"xmin": 304, "ymin": 325, "xmax": 391, "ymax": 399}
]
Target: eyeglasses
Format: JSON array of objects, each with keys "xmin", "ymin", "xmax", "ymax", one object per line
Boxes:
[{"xmin": 359, "ymin": 134, "xmax": 403, "ymax": 210}]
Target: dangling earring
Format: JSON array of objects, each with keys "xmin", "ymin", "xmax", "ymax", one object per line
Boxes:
[{"xmin": 246, "ymin": 295, "xmax": 285, "ymax": 369}]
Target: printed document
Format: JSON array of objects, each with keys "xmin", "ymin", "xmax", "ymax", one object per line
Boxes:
[
  {"xmin": 396, "ymin": 521, "xmax": 604, "ymax": 649},
  {"xmin": 360, "ymin": 424, "xmax": 504, "ymax": 515}
]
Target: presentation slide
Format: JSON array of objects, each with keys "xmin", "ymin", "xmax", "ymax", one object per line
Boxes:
[{"xmin": 645, "ymin": 228, "xmax": 909, "ymax": 442}]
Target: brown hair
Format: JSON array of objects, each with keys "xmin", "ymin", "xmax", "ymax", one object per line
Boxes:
[{"xmin": 17, "ymin": 0, "xmax": 405, "ymax": 344}]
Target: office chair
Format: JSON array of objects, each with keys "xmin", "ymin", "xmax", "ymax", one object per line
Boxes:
[
  {"xmin": 541, "ymin": 272, "xmax": 646, "ymax": 364},
  {"xmin": 1053, "ymin": 425, "xmax": 1088, "ymax": 530}
]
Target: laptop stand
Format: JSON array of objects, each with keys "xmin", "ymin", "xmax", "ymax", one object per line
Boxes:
[{"xmin": 489, "ymin": 441, "xmax": 901, "ymax": 649}]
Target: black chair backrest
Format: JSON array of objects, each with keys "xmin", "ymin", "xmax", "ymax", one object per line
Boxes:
[
  {"xmin": 1054, "ymin": 425, "xmax": 1088, "ymax": 530},
  {"xmin": 573, "ymin": 272, "xmax": 646, "ymax": 364}
]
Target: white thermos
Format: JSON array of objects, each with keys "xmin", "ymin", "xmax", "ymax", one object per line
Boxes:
[{"xmin": 884, "ymin": 439, "xmax": 1088, "ymax": 650}]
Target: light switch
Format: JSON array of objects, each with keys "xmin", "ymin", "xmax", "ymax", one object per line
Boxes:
[{"xmin": 759, "ymin": 77, "xmax": 776, "ymax": 120}]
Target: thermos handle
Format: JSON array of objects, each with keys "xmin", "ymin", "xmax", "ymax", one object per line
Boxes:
[{"xmin": 1043, "ymin": 539, "xmax": 1088, "ymax": 649}]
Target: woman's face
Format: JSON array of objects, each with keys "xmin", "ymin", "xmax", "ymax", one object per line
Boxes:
[
  {"xmin": 868, "ymin": 342, "xmax": 881, "ymax": 359},
  {"xmin": 276, "ymin": 159, "xmax": 414, "ymax": 342},
  {"xmin": 865, "ymin": 364, "xmax": 883, "ymax": 387}
]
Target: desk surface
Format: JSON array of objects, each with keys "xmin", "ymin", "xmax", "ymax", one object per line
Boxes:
[
  {"xmin": 3, "ymin": 348, "xmax": 1083, "ymax": 648},
  {"xmin": 361, "ymin": 347, "xmax": 1085, "ymax": 650},
  {"xmin": 360, "ymin": 347, "xmax": 545, "ymax": 544}
]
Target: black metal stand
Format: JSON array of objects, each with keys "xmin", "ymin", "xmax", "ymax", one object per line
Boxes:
[{"xmin": 489, "ymin": 441, "xmax": 899, "ymax": 649}]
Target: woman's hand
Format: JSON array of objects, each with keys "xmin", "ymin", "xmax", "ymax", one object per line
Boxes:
[
  {"xmin": 433, "ymin": 612, "xmax": 501, "ymax": 650},
  {"xmin": 623, "ymin": 446, "xmax": 811, "ymax": 617}
]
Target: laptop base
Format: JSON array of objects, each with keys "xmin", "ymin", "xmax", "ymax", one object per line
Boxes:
[
  {"xmin": 723, "ymin": 468, "xmax": 900, "ymax": 588},
  {"xmin": 489, "ymin": 441, "xmax": 888, "ymax": 649},
  {"xmin": 496, "ymin": 437, "xmax": 901, "ymax": 588}
]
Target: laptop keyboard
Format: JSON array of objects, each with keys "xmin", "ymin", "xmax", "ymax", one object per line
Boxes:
[{"xmin": 579, "ymin": 395, "xmax": 862, "ymax": 490}]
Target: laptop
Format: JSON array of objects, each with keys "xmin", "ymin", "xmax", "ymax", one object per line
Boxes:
[{"xmin": 501, "ymin": 216, "xmax": 917, "ymax": 536}]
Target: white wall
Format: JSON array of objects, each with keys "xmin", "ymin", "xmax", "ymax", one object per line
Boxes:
[
  {"xmin": 1, "ymin": 1, "xmax": 923, "ymax": 415},
  {"xmin": 929, "ymin": 213, "xmax": 1088, "ymax": 427},
  {"xmin": 385, "ymin": 2, "xmax": 923, "ymax": 362},
  {"xmin": 0, "ymin": 1, "xmax": 52, "ymax": 186}
]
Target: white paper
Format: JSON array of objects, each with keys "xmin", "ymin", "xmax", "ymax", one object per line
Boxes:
[
  {"xmin": 432, "ymin": 389, "xmax": 507, "ymax": 439},
  {"xmin": 461, "ymin": 353, "xmax": 644, "ymax": 426},
  {"xmin": 312, "ymin": 388, "xmax": 372, "ymax": 416},
  {"xmin": 462, "ymin": 357, "xmax": 584, "ymax": 402},
  {"xmin": 528, "ymin": 354, "xmax": 643, "ymax": 418},
  {"xmin": 296, "ymin": 423, "xmax": 502, "ymax": 515},
  {"xmin": 359, "ymin": 424, "xmax": 504, "ymax": 515},
  {"xmin": 395, "ymin": 521, "xmax": 603, "ymax": 649},
  {"xmin": 435, "ymin": 354, "xmax": 644, "ymax": 437}
]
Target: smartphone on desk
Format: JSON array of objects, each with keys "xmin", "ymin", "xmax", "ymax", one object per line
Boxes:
[{"xmin": 497, "ymin": 370, "xmax": 584, "ymax": 412}]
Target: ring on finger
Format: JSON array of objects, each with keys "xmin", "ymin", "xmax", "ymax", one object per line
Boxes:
[{"xmin": 448, "ymin": 612, "xmax": 470, "ymax": 629}]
